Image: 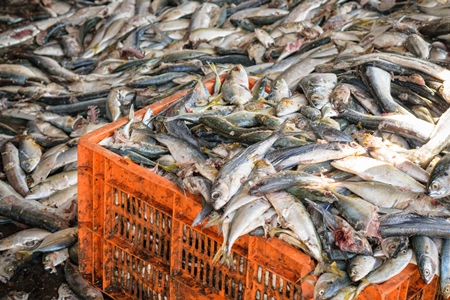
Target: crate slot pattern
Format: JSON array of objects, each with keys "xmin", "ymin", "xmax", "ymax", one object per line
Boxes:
[
  {"xmin": 107, "ymin": 242, "xmax": 170, "ymax": 300},
  {"xmin": 179, "ymin": 224, "xmax": 247, "ymax": 299},
  {"xmin": 109, "ymin": 187, "xmax": 172, "ymax": 264},
  {"xmin": 253, "ymin": 265, "xmax": 301, "ymax": 300}
]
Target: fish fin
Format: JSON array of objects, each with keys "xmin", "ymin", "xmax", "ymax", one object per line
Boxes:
[
  {"xmin": 328, "ymin": 261, "xmax": 345, "ymax": 276},
  {"xmin": 16, "ymin": 250, "xmax": 32, "ymax": 260},
  {"xmin": 295, "ymin": 267, "xmax": 315, "ymax": 284}
]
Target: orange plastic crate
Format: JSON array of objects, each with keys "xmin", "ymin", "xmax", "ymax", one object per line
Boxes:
[{"xmin": 77, "ymin": 77, "xmax": 440, "ymax": 300}]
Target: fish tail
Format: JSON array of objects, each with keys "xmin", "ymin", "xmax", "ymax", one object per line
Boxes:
[
  {"xmin": 207, "ymin": 62, "xmax": 221, "ymax": 95},
  {"xmin": 128, "ymin": 104, "xmax": 135, "ymax": 122},
  {"xmin": 223, "ymin": 250, "xmax": 233, "ymax": 268},
  {"xmin": 212, "ymin": 244, "xmax": 227, "ymax": 266},
  {"xmin": 295, "ymin": 267, "xmax": 315, "ymax": 284}
]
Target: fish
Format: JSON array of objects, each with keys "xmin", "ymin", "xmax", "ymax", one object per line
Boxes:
[
  {"xmin": 2, "ymin": 142, "xmax": 29, "ymax": 197},
  {"xmin": 361, "ymin": 65, "xmax": 398, "ymax": 113},
  {"xmin": 306, "ymin": 199, "xmax": 373, "ymax": 256},
  {"xmin": 347, "ymin": 255, "xmax": 382, "ymax": 282},
  {"xmin": 2, "ymin": 0, "xmax": 450, "ymax": 295},
  {"xmin": 411, "ymin": 235, "xmax": 439, "ymax": 284},
  {"xmin": 298, "ymin": 73, "xmax": 337, "ymax": 110},
  {"xmin": 0, "ymin": 249, "xmax": 36, "ymax": 283},
  {"xmin": 331, "ymin": 156, "xmax": 426, "ymax": 193},
  {"xmin": 18, "ymin": 135, "xmax": 42, "ymax": 173},
  {"xmin": 0, "ymin": 228, "xmax": 51, "ymax": 252},
  {"xmin": 26, "ymin": 170, "xmax": 78, "ymax": 200},
  {"xmin": 18, "ymin": 227, "xmax": 78, "ymax": 259},
  {"xmin": 266, "ymin": 191, "xmax": 323, "ymax": 263},
  {"xmin": 427, "ymin": 152, "xmax": 450, "ymax": 199},
  {"xmin": 0, "ymin": 291, "xmax": 29, "ymax": 300},
  {"xmin": 55, "ymin": 283, "xmax": 82, "ymax": 300},
  {"xmin": 356, "ymin": 249, "xmax": 413, "ymax": 296},
  {"xmin": 314, "ymin": 272, "xmax": 351, "ymax": 300},
  {"xmin": 65, "ymin": 262, "xmax": 104, "ymax": 300},
  {"xmin": 210, "ymin": 121, "xmax": 287, "ymax": 210},
  {"xmin": 441, "ymin": 238, "xmax": 450, "ymax": 299},
  {"xmin": 43, "ymin": 248, "xmax": 70, "ymax": 274},
  {"xmin": 213, "ymin": 198, "xmax": 272, "ymax": 266},
  {"xmin": 0, "ymin": 194, "xmax": 70, "ymax": 232}
]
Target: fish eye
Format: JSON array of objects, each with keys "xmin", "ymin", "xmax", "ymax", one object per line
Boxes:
[
  {"xmin": 431, "ymin": 182, "xmax": 440, "ymax": 191},
  {"xmin": 211, "ymin": 191, "xmax": 221, "ymax": 200},
  {"xmin": 400, "ymin": 249, "xmax": 407, "ymax": 254},
  {"xmin": 311, "ymin": 94, "xmax": 323, "ymax": 101},
  {"xmin": 318, "ymin": 289, "xmax": 325, "ymax": 296},
  {"xmin": 351, "ymin": 270, "xmax": 357, "ymax": 276},
  {"xmin": 6, "ymin": 266, "xmax": 15, "ymax": 274},
  {"xmin": 25, "ymin": 240, "xmax": 37, "ymax": 246},
  {"xmin": 425, "ymin": 269, "xmax": 430, "ymax": 276},
  {"xmin": 349, "ymin": 142, "xmax": 359, "ymax": 148}
]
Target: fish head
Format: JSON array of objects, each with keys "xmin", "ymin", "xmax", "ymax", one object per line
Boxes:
[
  {"xmin": 381, "ymin": 236, "xmax": 408, "ymax": 258},
  {"xmin": 0, "ymin": 250, "xmax": 21, "ymax": 283},
  {"xmin": 348, "ymin": 255, "xmax": 377, "ymax": 282},
  {"xmin": 272, "ymin": 78, "xmax": 289, "ymax": 91},
  {"xmin": 211, "ymin": 182, "xmax": 230, "ymax": 210},
  {"xmin": 348, "ymin": 264, "xmax": 364, "ymax": 282},
  {"xmin": 314, "ymin": 273, "xmax": 338, "ymax": 300},
  {"xmin": 0, "ymin": 261, "xmax": 16, "ymax": 283},
  {"xmin": 343, "ymin": 141, "xmax": 367, "ymax": 155},
  {"xmin": 42, "ymin": 253, "xmax": 56, "ymax": 267},
  {"xmin": 418, "ymin": 256, "xmax": 437, "ymax": 284},
  {"xmin": 441, "ymin": 283, "xmax": 450, "ymax": 299},
  {"xmin": 427, "ymin": 175, "xmax": 450, "ymax": 199},
  {"xmin": 228, "ymin": 64, "xmax": 248, "ymax": 88}
]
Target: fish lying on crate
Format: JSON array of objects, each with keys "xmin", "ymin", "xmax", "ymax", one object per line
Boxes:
[
  {"xmin": 1, "ymin": 0, "xmax": 450, "ymax": 298},
  {"xmin": 99, "ymin": 59, "xmax": 450, "ymax": 299}
]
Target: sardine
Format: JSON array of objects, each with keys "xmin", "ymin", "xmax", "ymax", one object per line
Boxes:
[
  {"xmin": 441, "ymin": 238, "xmax": 450, "ymax": 299},
  {"xmin": 210, "ymin": 121, "xmax": 286, "ymax": 210},
  {"xmin": 331, "ymin": 156, "xmax": 426, "ymax": 193},
  {"xmin": 2, "ymin": 142, "xmax": 29, "ymax": 197},
  {"xmin": 411, "ymin": 235, "xmax": 439, "ymax": 284},
  {"xmin": 266, "ymin": 191, "xmax": 323, "ymax": 263},
  {"xmin": 0, "ymin": 228, "xmax": 51, "ymax": 252},
  {"xmin": 427, "ymin": 152, "xmax": 450, "ymax": 199},
  {"xmin": 65, "ymin": 262, "xmax": 104, "ymax": 300},
  {"xmin": 348, "ymin": 255, "xmax": 381, "ymax": 282},
  {"xmin": 356, "ymin": 249, "xmax": 413, "ymax": 296},
  {"xmin": 43, "ymin": 248, "xmax": 70, "ymax": 274}
]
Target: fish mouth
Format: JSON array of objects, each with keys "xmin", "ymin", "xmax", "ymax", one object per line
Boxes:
[{"xmin": 427, "ymin": 190, "xmax": 448, "ymax": 199}]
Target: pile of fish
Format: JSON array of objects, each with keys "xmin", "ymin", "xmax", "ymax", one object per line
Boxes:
[{"xmin": 1, "ymin": 0, "xmax": 450, "ymax": 299}]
